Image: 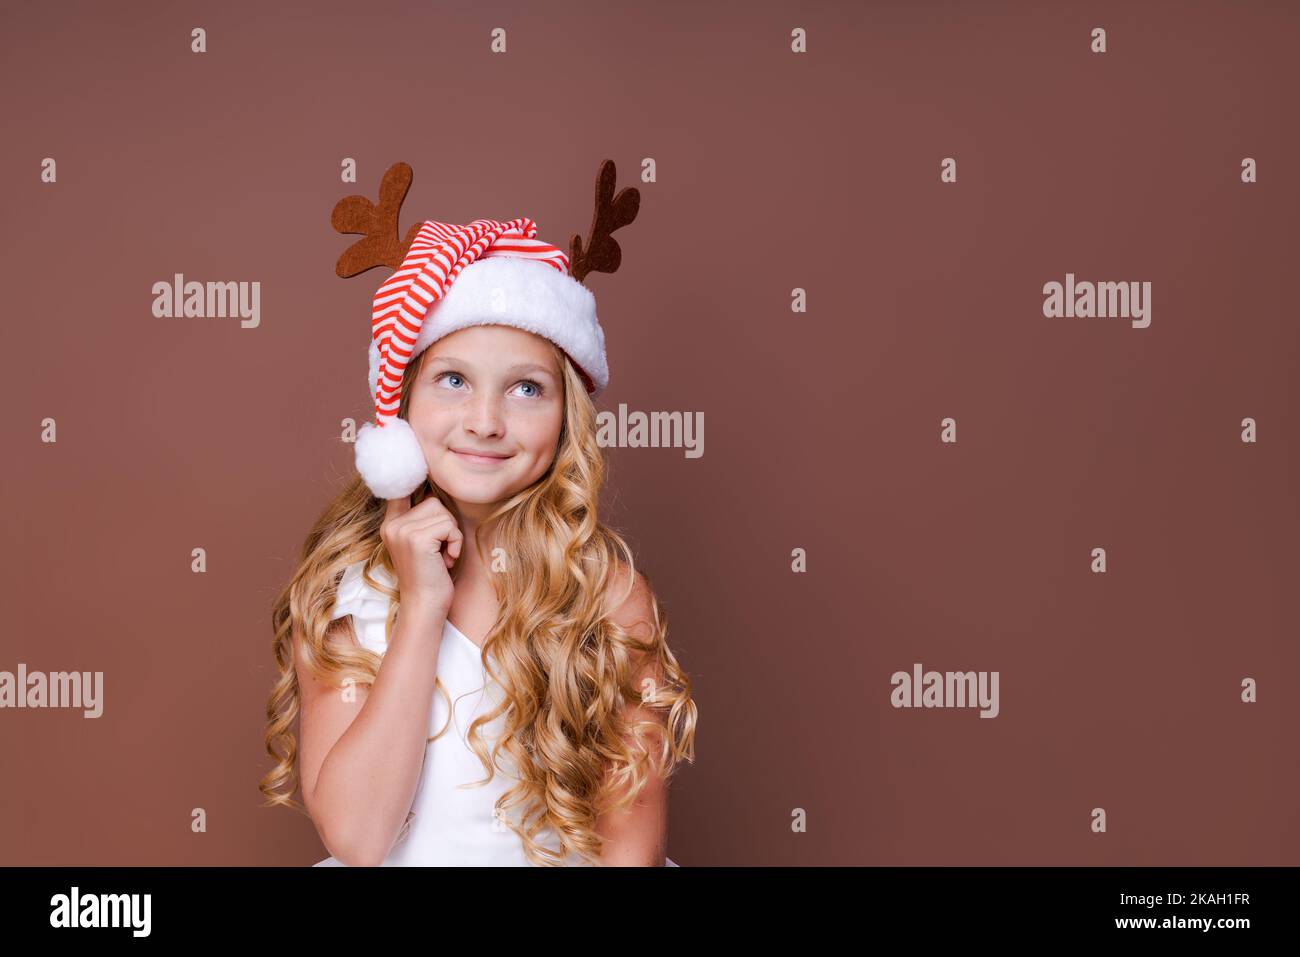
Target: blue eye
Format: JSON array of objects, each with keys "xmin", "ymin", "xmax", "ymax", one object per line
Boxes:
[{"xmin": 434, "ymin": 371, "xmax": 545, "ymax": 398}]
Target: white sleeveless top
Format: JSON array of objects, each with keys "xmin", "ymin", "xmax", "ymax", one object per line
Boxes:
[{"xmin": 311, "ymin": 560, "xmax": 678, "ymax": 867}]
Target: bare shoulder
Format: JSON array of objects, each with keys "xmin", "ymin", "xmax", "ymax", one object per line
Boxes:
[
  {"xmin": 293, "ymin": 617, "xmax": 368, "ymax": 737},
  {"xmin": 605, "ymin": 560, "xmax": 656, "ymax": 635},
  {"xmin": 293, "ymin": 616, "xmax": 361, "ymax": 691},
  {"xmin": 603, "ymin": 561, "xmax": 666, "ymax": 702}
]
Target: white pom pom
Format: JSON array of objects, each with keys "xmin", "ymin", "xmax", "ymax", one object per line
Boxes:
[{"xmin": 354, "ymin": 417, "xmax": 428, "ymax": 499}]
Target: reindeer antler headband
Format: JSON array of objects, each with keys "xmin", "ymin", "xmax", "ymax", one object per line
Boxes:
[{"xmin": 331, "ymin": 159, "xmax": 640, "ymax": 499}]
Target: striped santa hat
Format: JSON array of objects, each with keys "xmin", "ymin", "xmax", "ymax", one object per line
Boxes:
[{"xmin": 332, "ymin": 161, "xmax": 639, "ymax": 500}]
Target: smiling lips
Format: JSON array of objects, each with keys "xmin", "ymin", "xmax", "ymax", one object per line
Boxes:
[{"xmin": 451, "ymin": 448, "xmax": 513, "ymax": 466}]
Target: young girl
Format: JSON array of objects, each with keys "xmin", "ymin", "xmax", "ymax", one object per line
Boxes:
[{"xmin": 259, "ymin": 184, "xmax": 697, "ymax": 867}]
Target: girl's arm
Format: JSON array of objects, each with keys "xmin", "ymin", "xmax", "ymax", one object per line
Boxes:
[
  {"xmin": 295, "ymin": 600, "xmax": 446, "ymax": 866},
  {"xmin": 595, "ymin": 711, "xmax": 670, "ymax": 865},
  {"xmin": 595, "ymin": 568, "xmax": 671, "ymax": 866}
]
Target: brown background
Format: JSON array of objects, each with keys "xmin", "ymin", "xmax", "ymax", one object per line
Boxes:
[{"xmin": 2, "ymin": 0, "xmax": 1297, "ymax": 865}]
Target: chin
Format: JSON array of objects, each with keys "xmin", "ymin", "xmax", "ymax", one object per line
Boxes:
[
  {"xmin": 435, "ymin": 476, "xmax": 508, "ymax": 501},
  {"xmin": 450, "ymin": 490, "xmax": 503, "ymax": 505}
]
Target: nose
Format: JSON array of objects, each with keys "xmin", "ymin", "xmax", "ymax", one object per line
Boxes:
[{"xmin": 462, "ymin": 390, "xmax": 505, "ymax": 439}]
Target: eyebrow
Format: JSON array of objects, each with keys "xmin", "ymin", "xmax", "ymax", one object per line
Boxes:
[{"xmin": 426, "ymin": 355, "xmax": 556, "ymax": 378}]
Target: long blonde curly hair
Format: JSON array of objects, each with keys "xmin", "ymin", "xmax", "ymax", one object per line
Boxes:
[{"xmin": 259, "ymin": 341, "xmax": 698, "ymax": 865}]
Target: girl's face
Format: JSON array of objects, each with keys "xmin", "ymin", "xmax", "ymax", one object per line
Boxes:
[{"xmin": 405, "ymin": 324, "xmax": 565, "ymax": 512}]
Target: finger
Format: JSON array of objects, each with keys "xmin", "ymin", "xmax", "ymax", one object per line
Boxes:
[
  {"xmin": 400, "ymin": 515, "xmax": 457, "ymax": 549},
  {"xmin": 416, "ymin": 517, "xmax": 463, "ymax": 565},
  {"xmin": 385, "ymin": 494, "xmax": 413, "ymax": 523},
  {"xmin": 407, "ymin": 494, "xmax": 453, "ymax": 521},
  {"xmin": 445, "ymin": 524, "xmax": 464, "ymax": 561},
  {"xmin": 406, "ymin": 516, "xmax": 462, "ymax": 566}
]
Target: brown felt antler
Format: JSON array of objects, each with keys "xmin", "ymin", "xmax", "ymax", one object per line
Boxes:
[
  {"xmin": 331, "ymin": 161, "xmax": 424, "ymax": 278},
  {"xmin": 569, "ymin": 159, "xmax": 640, "ymax": 284}
]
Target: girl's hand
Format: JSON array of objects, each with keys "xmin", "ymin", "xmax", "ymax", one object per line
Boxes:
[{"xmin": 379, "ymin": 493, "xmax": 464, "ymax": 615}]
